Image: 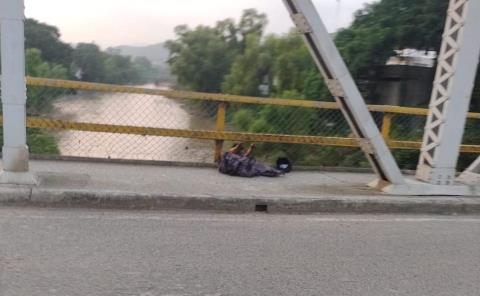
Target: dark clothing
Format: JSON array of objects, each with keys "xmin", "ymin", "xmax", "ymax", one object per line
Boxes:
[{"xmin": 219, "ymin": 152, "xmax": 281, "ymax": 177}]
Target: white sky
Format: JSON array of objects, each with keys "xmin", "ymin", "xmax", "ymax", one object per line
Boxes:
[{"xmin": 25, "ymin": 0, "xmax": 374, "ymax": 48}]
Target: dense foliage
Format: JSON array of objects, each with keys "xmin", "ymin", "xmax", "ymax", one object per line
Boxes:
[
  {"xmin": 335, "ymin": 0, "xmax": 449, "ymax": 77},
  {"xmin": 25, "ymin": 18, "xmax": 160, "ymax": 85},
  {"xmin": 167, "ymin": 2, "xmax": 480, "ymax": 168},
  {"xmin": 166, "ymin": 9, "xmax": 268, "ymax": 93}
]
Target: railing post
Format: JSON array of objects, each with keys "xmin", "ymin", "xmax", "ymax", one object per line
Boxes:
[
  {"xmin": 381, "ymin": 113, "xmax": 393, "ymax": 142},
  {"xmin": 214, "ymin": 103, "xmax": 227, "ymax": 163},
  {"xmin": 0, "ymin": 0, "xmax": 36, "ymax": 184}
]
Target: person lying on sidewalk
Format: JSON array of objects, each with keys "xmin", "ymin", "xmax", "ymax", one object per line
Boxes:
[{"xmin": 218, "ymin": 143, "xmax": 282, "ymax": 177}]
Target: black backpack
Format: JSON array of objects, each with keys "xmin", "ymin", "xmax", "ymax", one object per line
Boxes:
[{"xmin": 276, "ymin": 157, "xmax": 292, "ymax": 173}]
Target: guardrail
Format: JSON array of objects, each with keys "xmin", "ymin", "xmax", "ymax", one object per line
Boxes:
[{"xmin": 21, "ymin": 77, "xmax": 480, "ymax": 163}]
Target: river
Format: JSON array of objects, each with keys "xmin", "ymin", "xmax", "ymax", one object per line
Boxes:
[{"xmin": 49, "ymin": 84, "xmax": 215, "ymax": 163}]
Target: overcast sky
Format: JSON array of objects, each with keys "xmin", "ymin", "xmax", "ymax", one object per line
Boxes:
[{"xmin": 25, "ymin": 0, "xmax": 374, "ymax": 48}]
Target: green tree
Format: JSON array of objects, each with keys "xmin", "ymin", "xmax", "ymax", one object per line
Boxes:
[
  {"xmin": 237, "ymin": 9, "xmax": 268, "ymax": 51},
  {"xmin": 26, "ymin": 48, "xmax": 68, "ymax": 114},
  {"xmin": 166, "ymin": 9, "xmax": 268, "ymax": 93},
  {"xmin": 166, "ymin": 25, "xmax": 235, "ymax": 92},
  {"xmin": 25, "ymin": 19, "xmax": 73, "ymax": 69},
  {"xmin": 103, "ymin": 54, "xmax": 137, "ymax": 84},
  {"xmin": 103, "ymin": 55, "xmax": 159, "ymax": 85},
  {"xmin": 22, "ymin": 48, "xmax": 68, "ymax": 155},
  {"xmin": 335, "ymin": 0, "xmax": 449, "ymax": 79},
  {"xmin": 132, "ymin": 56, "xmax": 160, "ymax": 84},
  {"xmin": 238, "ymin": 8, "xmax": 268, "ymax": 38},
  {"xmin": 71, "ymin": 43, "xmax": 106, "ymax": 82},
  {"xmin": 303, "ymin": 70, "xmax": 330, "ymax": 101},
  {"xmin": 26, "ymin": 48, "xmax": 68, "ymax": 79},
  {"xmin": 222, "ymin": 34, "xmax": 273, "ymax": 96},
  {"xmin": 215, "ymin": 18, "xmax": 240, "ymax": 49}
]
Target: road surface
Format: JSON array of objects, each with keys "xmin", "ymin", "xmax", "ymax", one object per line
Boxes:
[{"xmin": 1, "ymin": 207, "xmax": 479, "ymax": 296}]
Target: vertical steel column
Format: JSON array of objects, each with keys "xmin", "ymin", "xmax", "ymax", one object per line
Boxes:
[
  {"xmin": 0, "ymin": 0, "xmax": 35, "ymax": 184},
  {"xmin": 416, "ymin": 0, "xmax": 480, "ymax": 185},
  {"xmin": 283, "ymin": 0, "xmax": 405, "ymax": 185}
]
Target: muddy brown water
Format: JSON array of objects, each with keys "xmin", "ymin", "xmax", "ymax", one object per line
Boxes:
[{"xmin": 49, "ymin": 84, "xmax": 215, "ymax": 163}]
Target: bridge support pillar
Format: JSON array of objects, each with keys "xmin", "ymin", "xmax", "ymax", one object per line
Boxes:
[
  {"xmin": 283, "ymin": 0, "xmax": 405, "ymax": 187},
  {"xmin": 416, "ymin": 0, "xmax": 480, "ymax": 185},
  {"xmin": 0, "ymin": 0, "xmax": 36, "ymax": 185}
]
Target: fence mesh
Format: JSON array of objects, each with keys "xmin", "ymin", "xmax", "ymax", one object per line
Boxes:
[
  {"xmin": 26, "ymin": 83, "xmax": 216, "ymax": 162},
  {"xmin": 390, "ymin": 115, "xmax": 426, "ymax": 142},
  {"xmin": 12, "ymin": 78, "xmax": 480, "ymax": 170}
]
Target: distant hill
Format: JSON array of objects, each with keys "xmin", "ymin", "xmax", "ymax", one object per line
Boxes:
[
  {"xmin": 107, "ymin": 43, "xmax": 173, "ymax": 82},
  {"xmin": 107, "ymin": 43, "xmax": 169, "ymax": 66}
]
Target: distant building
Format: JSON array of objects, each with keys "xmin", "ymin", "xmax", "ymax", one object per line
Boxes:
[
  {"xmin": 258, "ymin": 75, "xmax": 271, "ymax": 96},
  {"xmin": 372, "ymin": 49, "xmax": 437, "ymax": 107},
  {"xmin": 386, "ymin": 49, "xmax": 437, "ymax": 68}
]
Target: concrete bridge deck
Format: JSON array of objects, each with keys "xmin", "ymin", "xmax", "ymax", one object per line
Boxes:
[{"xmin": 1, "ymin": 160, "xmax": 480, "ymax": 214}]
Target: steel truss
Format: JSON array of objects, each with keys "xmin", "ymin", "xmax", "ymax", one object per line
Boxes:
[
  {"xmin": 416, "ymin": 0, "xmax": 480, "ymax": 186},
  {"xmin": 283, "ymin": 0, "xmax": 406, "ymax": 187},
  {"xmin": 284, "ymin": 0, "xmax": 480, "ymax": 195}
]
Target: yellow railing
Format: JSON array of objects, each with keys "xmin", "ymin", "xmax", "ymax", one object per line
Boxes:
[{"xmin": 24, "ymin": 77, "xmax": 480, "ymax": 162}]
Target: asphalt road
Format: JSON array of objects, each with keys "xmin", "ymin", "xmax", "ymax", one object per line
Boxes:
[{"xmin": 1, "ymin": 208, "xmax": 479, "ymax": 296}]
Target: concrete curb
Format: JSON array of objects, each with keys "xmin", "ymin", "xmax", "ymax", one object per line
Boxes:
[
  {"xmin": 1, "ymin": 187, "xmax": 480, "ymax": 215},
  {"xmin": 0, "ymin": 186, "xmax": 32, "ymax": 203},
  {"xmin": 29, "ymin": 155, "xmax": 415, "ymax": 174}
]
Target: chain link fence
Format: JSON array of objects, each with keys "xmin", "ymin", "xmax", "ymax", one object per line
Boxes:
[
  {"xmin": 26, "ymin": 83, "xmax": 215, "ymax": 162},
  {"xmin": 12, "ymin": 77, "xmax": 480, "ymax": 170}
]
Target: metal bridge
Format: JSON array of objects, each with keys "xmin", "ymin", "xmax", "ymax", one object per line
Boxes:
[{"xmin": 1, "ymin": 0, "xmax": 480, "ymax": 196}]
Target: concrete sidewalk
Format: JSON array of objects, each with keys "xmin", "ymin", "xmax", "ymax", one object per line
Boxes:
[{"xmin": 1, "ymin": 160, "xmax": 480, "ymax": 214}]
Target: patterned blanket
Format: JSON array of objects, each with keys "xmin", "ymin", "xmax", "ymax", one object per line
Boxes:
[{"xmin": 218, "ymin": 152, "xmax": 281, "ymax": 177}]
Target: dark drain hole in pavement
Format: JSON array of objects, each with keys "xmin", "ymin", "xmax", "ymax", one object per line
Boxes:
[{"xmin": 255, "ymin": 204, "xmax": 268, "ymax": 212}]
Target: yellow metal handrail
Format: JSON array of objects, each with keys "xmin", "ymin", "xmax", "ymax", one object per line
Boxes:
[
  {"xmin": 23, "ymin": 77, "xmax": 480, "ymax": 161},
  {"xmin": 26, "ymin": 77, "xmax": 480, "ymax": 118}
]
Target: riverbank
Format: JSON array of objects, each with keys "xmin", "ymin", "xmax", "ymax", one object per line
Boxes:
[{"xmin": 39, "ymin": 84, "xmax": 216, "ymax": 162}]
